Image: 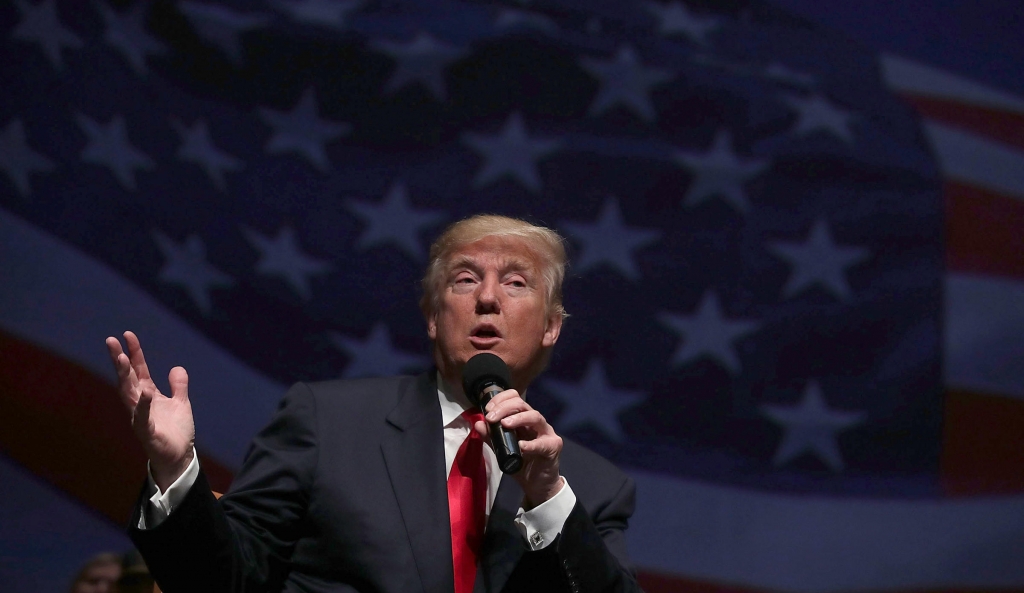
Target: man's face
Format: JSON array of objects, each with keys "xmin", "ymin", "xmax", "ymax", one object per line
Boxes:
[
  {"xmin": 427, "ymin": 235, "xmax": 562, "ymax": 393},
  {"xmin": 72, "ymin": 562, "xmax": 121, "ymax": 593}
]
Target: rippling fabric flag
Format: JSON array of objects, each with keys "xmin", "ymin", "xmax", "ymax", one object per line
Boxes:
[{"xmin": 1, "ymin": 1, "xmax": 1022, "ymax": 591}]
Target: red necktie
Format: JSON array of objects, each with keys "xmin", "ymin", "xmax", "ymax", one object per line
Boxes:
[{"xmin": 448, "ymin": 410, "xmax": 487, "ymax": 593}]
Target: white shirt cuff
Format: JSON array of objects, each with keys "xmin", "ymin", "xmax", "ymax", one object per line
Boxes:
[
  {"xmin": 138, "ymin": 448, "xmax": 201, "ymax": 529},
  {"xmin": 513, "ymin": 478, "xmax": 576, "ymax": 551}
]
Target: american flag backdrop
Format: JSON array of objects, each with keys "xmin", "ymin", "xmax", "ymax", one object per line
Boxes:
[{"xmin": 1, "ymin": 0, "xmax": 1023, "ymax": 591}]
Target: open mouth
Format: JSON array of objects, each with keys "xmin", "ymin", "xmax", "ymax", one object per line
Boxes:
[{"xmin": 471, "ymin": 325, "xmax": 501, "ymax": 340}]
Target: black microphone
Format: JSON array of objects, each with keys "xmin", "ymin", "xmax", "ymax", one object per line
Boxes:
[{"xmin": 461, "ymin": 353, "xmax": 523, "ymax": 474}]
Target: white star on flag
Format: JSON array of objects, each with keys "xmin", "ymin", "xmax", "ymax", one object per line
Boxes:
[
  {"xmin": 179, "ymin": 2, "xmax": 271, "ymax": 65},
  {"xmin": 674, "ymin": 130, "xmax": 769, "ymax": 214},
  {"xmin": 272, "ymin": 0, "xmax": 361, "ymax": 30},
  {"xmin": 372, "ymin": 32, "xmax": 467, "ymax": 101},
  {"xmin": 769, "ymin": 219, "xmax": 871, "ymax": 301},
  {"xmin": 494, "ymin": 9, "xmax": 559, "ymax": 35},
  {"xmin": 346, "ymin": 182, "xmax": 447, "ymax": 261},
  {"xmin": 580, "ymin": 45, "xmax": 674, "ymax": 122},
  {"xmin": 11, "ymin": 0, "xmax": 82, "ymax": 70},
  {"xmin": 259, "ymin": 88, "xmax": 350, "ymax": 172},
  {"xmin": 561, "ymin": 197, "xmax": 661, "ymax": 280},
  {"xmin": 96, "ymin": 1, "xmax": 167, "ymax": 75},
  {"xmin": 152, "ymin": 231, "xmax": 234, "ymax": 316},
  {"xmin": 173, "ymin": 119, "xmax": 244, "ymax": 191},
  {"xmin": 0, "ymin": 119, "xmax": 55, "ymax": 197},
  {"xmin": 76, "ymin": 113, "xmax": 154, "ymax": 191},
  {"xmin": 242, "ymin": 226, "xmax": 331, "ymax": 301},
  {"xmin": 544, "ymin": 359, "xmax": 646, "ymax": 442},
  {"xmin": 763, "ymin": 63, "xmax": 815, "ymax": 88},
  {"xmin": 659, "ymin": 290, "xmax": 760, "ymax": 374},
  {"xmin": 760, "ymin": 380, "xmax": 866, "ymax": 472},
  {"xmin": 331, "ymin": 322, "xmax": 427, "ymax": 378},
  {"xmin": 782, "ymin": 93, "xmax": 856, "ymax": 144},
  {"xmin": 462, "ymin": 112, "xmax": 561, "ymax": 194},
  {"xmin": 646, "ymin": 1, "xmax": 720, "ymax": 44}
]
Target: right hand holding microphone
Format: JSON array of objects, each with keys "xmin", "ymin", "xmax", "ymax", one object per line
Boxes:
[
  {"xmin": 462, "ymin": 353, "xmax": 564, "ymax": 509},
  {"xmin": 105, "ymin": 330, "xmax": 195, "ymax": 491}
]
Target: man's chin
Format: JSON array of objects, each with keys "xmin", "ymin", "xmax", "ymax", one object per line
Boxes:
[{"xmin": 436, "ymin": 347, "xmax": 546, "ymax": 392}]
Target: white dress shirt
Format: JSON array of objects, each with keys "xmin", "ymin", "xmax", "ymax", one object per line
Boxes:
[{"xmin": 143, "ymin": 374, "xmax": 576, "ymax": 551}]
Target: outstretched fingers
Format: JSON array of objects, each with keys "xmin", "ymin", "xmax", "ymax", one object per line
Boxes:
[
  {"xmin": 123, "ymin": 330, "xmax": 154, "ymax": 383},
  {"xmin": 106, "ymin": 336, "xmax": 140, "ymax": 409}
]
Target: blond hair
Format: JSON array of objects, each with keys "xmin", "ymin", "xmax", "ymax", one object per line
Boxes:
[{"xmin": 420, "ymin": 214, "xmax": 568, "ymax": 319}]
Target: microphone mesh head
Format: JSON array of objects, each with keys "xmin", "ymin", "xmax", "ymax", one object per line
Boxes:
[{"xmin": 461, "ymin": 353, "xmax": 510, "ymax": 404}]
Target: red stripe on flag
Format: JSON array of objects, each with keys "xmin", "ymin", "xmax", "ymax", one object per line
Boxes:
[
  {"xmin": 0, "ymin": 330, "xmax": 234, "ymax": 526},
  {"xmin": 899, "ymin": 94, "xmax": 1024, "ymax": 152},
  {"xmin": 637, "ymin": 571, "xmax": 774, "ymax": 593},
  {"xmin": 946, "ymin": 180, "xmax": 1024, "ymax": 280},
  {"xmin": 637, "ymin": 571, "xmax": 1024, "ymax": 593},
  {"xmin": 942, "ymin": 388, "xmax": 1024, "ymax": 496}
]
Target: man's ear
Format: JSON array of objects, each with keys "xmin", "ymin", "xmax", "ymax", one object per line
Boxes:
[
  {"xmin": 427, "ymin": 310, "xmax": 438, "ymax": 340},
  {"xmin": 542, "ymin": 312, "xmax": 562, "ymax": 347}
]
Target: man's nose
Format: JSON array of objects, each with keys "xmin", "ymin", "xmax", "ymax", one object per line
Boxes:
[{"xmin": 475, "ymin": 275, "xmax": 501, "ymax": 313}]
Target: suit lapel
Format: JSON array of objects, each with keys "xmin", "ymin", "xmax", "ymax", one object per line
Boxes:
[
  {"xmin": 381, "ymin": 372, "xmax": 454, "ymax": 593},
  {"xmin": 477, "ymin": 475, "xmax": 526, "ymax": 593}
]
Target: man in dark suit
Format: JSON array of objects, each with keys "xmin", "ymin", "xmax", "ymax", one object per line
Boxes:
[{"xmin": 106, "ymin": 215, "xmax": 641, "ymax": 593}]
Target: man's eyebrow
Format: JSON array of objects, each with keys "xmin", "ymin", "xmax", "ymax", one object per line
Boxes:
[
  {"xmin": 447, "ymin": 255, "xmax": 479, "ymax": 274},
  {"xmin": 500, "ymin": 258, "xmax": 531, "ymax": 273},
  {"xmin": 446, "ymin": 255, "xmax": 533, "ymax": 275}
]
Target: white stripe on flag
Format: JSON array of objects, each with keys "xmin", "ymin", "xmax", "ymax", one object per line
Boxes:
[
  {"xmin": 880, "ymin": 54, "xmax": 1024, "ymax": 114},
  {"xmin": 0, "ymin": 456, "xmax": 131, "ymax": 591},
  {"xmin": 0, "ymin": 207, "xmax": 284, "ymax": 466},
  {"xmin": 945, "ymin": 273, "xmax": 1024, "ymax": 400},
  {"xmin": 629, "ymin": 470, "xmax": 1024, "ymax": 592},
  {"xmin": 922, "ymin": 121, "xmax": 1024, "ymax": 200}
]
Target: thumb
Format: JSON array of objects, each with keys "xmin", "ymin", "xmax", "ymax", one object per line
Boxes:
[
  {"xmin": 168, "ymin": 366, "xmax": 189, "ymax": 400},
  {"xmin": 473, "ymin": 419, "xmax": 489, "ymax": 440}
]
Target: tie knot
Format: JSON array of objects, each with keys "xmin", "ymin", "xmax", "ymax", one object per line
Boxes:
[{"xmin": 461, "ymin": 409, "xmax": 485, "ymax": 425}]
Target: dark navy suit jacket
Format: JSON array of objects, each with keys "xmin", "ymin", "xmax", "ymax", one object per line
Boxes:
[{"xmin": 130, "ymin": 371, "xmax": 641, "ymax": 593}]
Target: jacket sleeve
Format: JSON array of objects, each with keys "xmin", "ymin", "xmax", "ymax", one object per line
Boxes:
[
  {"xmin": 128, "ymin": 382, "xmax": 320, "ymax": 593},
  {"xmin": 504, "ymin": 470, "xmax": 642, "ymax": 593},
  {"xmin": 554, "ymin": 474, "xmax": 640, "ymax": 593}
]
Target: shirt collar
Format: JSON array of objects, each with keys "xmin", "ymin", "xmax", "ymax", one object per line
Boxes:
[{"xmin": 437, "ymin": 371, "xmax": 474, "ymax": 427}]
